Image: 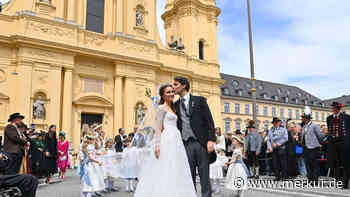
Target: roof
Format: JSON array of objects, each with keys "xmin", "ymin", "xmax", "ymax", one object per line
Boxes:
[
  {"xmin": 323, "ymin": 95, "xmax": 350, "ymax": 107},
  {"xmin": 220, "ymin": 73, "xmax": 326, "ymax": 107}
]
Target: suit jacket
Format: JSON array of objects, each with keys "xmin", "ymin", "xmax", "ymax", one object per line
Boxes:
[
  {"xmin": 3, "ymin": 124, "xmax": 26, "ymax": 154},
  {"xmin": 301, "ymin": 122, "xmax": 325, "ymax": 149},
  {"xmin": 175, "ymin": 94, "xmax": 216, "ymax": 147},
  {"xmin": 114, "ymin": 134, "xmax": 123, "ymax": 152},
  {"xmin": 326, "ymin": 112, "xmax": 350, "ymax": 170}
]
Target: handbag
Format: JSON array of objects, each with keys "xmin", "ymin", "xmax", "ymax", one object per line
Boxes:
[
  {"xmin": 296, "ymin": 145, "xmax": 303, "ymax": 155},
  {"xmin": 60, "ymin": 155, "xmax": 67, "ymax": 161}
]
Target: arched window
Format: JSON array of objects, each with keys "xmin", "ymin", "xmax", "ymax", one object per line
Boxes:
[
  {"xmin": 86, "ymin": 0, "xmax": 105, "ymax": 33},
  {"xmin": 199, "ymin": 40, "xmax": 204, "ymax": 60}
]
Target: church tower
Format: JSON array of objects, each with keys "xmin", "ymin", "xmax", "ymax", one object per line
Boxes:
[{"xmin": 162, "ymin": 0, "xmax": 220, "ymax": 63}]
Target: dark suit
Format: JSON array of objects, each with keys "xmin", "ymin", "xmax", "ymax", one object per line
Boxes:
[
  {"xmin": 175, "ymin": 94, "xmax": 215, "ymax": 197},
  {"xmin": 114, "ymin": 135, "xmax": 123, "ymax": 152},
  {"xmin": 3, "ymin": 124, "xmax": 26, "ymax": 174},
  {"xmin": 327, "ymin": 113, "xmax": 350, "ymax": 188}
]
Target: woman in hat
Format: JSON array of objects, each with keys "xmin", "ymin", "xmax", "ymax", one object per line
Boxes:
[
  {"xmin": 225, "ymin": 135, "xmax": 249, "ymax": 197},
  {"xmin": 29, "ymin": 131, "xmax": 48, "ymax": 178},
  {"xmin": 57, "ymin": 131, "xmax": 69, "ymax": 180}
]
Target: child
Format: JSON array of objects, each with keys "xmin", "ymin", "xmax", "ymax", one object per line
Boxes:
[
  {"xmin": 79, "ymin": 132, "xmax": 105, "ymax": 197},
  {"xmin": 210, "ymin": 148, "xmax": 228, "ymax": 193},
  {"xmin": 121, "ymin": 137, "xmax": 138, "ymax": 192},
  {"xmin": 103, "ymin": 138, "xmax": 119, "ymax": 192},
  {"xmin": 225, "ymin": 136, "xmax": 250, "ymax": 197}
]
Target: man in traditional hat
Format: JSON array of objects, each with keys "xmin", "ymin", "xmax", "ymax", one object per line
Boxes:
[
  {"xmin": 245, "ymin": 120, "xmax": 262, "ymax": 178},
  {"xmin": 300, "ymin": 106, "xmax": 327, "ymax": 185},
  {"xmin": 327, "ymin": 102, "xmax": 350, "ymax": 188},
  {"xmin": 3, "ymin": 113, "xmax": 27, "ymax": 174},
  {"xmin": 266, "ymin": 117, "xmax": 288, "ymax": 181}
]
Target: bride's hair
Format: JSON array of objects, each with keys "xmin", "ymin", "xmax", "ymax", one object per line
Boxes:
[{"xmin": 159, "ymin": 84, "xmax": 176, "ymax": 113}]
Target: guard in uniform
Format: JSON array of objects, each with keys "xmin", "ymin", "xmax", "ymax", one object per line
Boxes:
[
  {"xmin": 327, "ymin": 102, "xmax": 350, "ymax": 188},
  {"xmin": 267, "ymin": 117, "xmax": 288, "ymax": 181},
  {"xmin": 245, "ymin": 120, "xmax": 263, "ymax": 178},
  {"xmin": 300, "ymin": 106, "xmax": 327, "ymax": 184}
]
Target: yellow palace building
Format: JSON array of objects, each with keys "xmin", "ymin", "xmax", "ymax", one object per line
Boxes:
[
  {"xmin": 0, "ymin": 0, "xmax": 223, "ymax": 151},
  {"xmin": 0, "ymin": 0, "xmax": 338, "ymax": 152}
]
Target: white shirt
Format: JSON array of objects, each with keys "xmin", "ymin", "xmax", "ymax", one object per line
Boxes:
[
  {"xmin": 181, "ymin": 92, "xmax": 190, "ymax": 109},
  {"xmin": 216, "ymin": 135, "xmax": 226, "ymax": 151}
]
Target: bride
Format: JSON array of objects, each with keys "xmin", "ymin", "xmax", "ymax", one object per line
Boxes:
[{"xmin": 133, "ymin": 83, "xmax": 197, "ymax": 197}]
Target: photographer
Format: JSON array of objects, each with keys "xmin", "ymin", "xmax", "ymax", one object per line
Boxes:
[{"xmin": 0, "ymin": 151, "xmax": 39, "ymax": 197}]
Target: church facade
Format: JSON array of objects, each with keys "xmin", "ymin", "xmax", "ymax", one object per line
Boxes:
[{"xmin": 0, "ymin": 0, "xmax": 223, "ymax": 151}]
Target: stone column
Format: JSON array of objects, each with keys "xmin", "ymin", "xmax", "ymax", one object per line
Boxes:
[
  {"xmin": 67, "ymin": 0, "xmax": 76, "ymax": 24},
  {"xmin": 48, "ymin": 65, "xmax": 63, "ymax": 131},
  {"xmin": 114, "ymin": 75, "xmax": 123, "ymax": 136},
  {"xmin": 55, "ymin": 0, "xmax": 65, "ymax": 21},
  {"xmin": 116, "ymin": 0, "xmax": 123, "ymax": 33},
  {"xmin": 62, "ymin": 68, "xmax": 73, "ymax": 142},
  {"xmin": 123, "ymin": 77, "xmax": 136, "ymax": 132},
  {"xmin": 16, "ymin": 61, "xmax": 33, "ymax": 121}
]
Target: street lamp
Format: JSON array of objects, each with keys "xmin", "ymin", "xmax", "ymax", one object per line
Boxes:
[{"xmin": 246, "ymin": 0, "xmax": 257, "ymax": 122}]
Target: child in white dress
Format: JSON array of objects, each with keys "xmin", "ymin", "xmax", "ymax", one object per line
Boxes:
[
  {"xmin": 225, "ymin": 136, "xmax": 250, "ymax": 197},
  {"xmin": 103, "ymin": 138, "xmax": 119, "ymax": 192},
  {"xmin": 210, "ymin": 148, "xmax": 228, "ymax": 193},
  {"xmin": 121, "ymin": 137, "xmax": 138, "ymax": 192},
  {"xmin": 79, "ymin": 133, "xmax": 105, "ymax": 197}
]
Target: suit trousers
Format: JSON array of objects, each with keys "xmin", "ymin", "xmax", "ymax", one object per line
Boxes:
[
  {"xmin": 304, "ymin": 147, "xmax": 321, "ymax": 182},
  {"xmin": 6, "ymin": 152, "xmax": 23, "ymax": 175},
  {"xmin": 272, "ymin": 146, "xmax": 288, "ymax": 179},
  {"xmin": 0, "ymin": 174, "xmax": 38, "ymax": 197},
  {"xmin": 184, "ymin": 139, "xmax": 212, "ymax": 197}
]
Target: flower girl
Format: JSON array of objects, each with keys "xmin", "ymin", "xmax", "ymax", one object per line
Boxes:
[
  {"xmin": 225, "ymin": 136, "xmax": 250, "ymax": 197},
  {"xmin": 103, "ymin": 138, "xmax": 120, "ymax": 192},
  {"xmin": 121, "ymin": 137, "xmax": 138, "ymax": 192},
  {"xmin": 210, "ymin": 148, "xmax": 228, "ymax": 193},
  {"xmin": 79, "ymin": 132, "xmax": 105, "ymax": 197}
]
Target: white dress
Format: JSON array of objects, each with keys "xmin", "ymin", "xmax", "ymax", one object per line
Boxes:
[
  {"xmin": 103, "ymin": 148, "xmax": 121, "ymax": 178},
  {"xmin": 210, "ymin": 154, "xmax": 228, "ymax": 179},
  {"xmin": 120, "ymin": 146, "xmax": 138, "ymax": 179},
  {"xmin": 134, "ymin": 105, "xmax": 197, "ymax": 197},
  {"xmin": 225, "ymin": 148, "xmax": 248, "ymax": 190},
  {"xmin": 81, "ymin": 144, "xmax": 106, "ymax": 192}
]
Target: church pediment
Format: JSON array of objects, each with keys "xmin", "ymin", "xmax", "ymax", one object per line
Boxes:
[{"xmin": 73, "ymin": 94, "xmax": 113, "ymax": 108}]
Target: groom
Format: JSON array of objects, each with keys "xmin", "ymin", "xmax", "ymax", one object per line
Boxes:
[{"xmin": 173, "ymin": 76, "xmax": 216, "ymax": 197}]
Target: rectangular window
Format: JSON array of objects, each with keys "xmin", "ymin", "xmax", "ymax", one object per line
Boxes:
[
  {"xmin": 264, "ymin": 106, "xmax": 268, "ymax": 116},
  {"xmin": 316, "ymin": 112, "xmax": 319, "ymax": 121},
  {"xmin": 84, "ymin": 78, "xmax": 103, "ymax": 94},
  {"xmin": 235, "ymin": 104, "xmax": 240, "ymax": 114},
  {"xmin": 245, "ymin": 104, "xmax": 250, "ymax": 115},
  {"xmin": 225, "ymin": 120, "xmax": 231, "ymax": 133},
  {"xmin": 322, "ymin": 112, "xmax": 325, "ymax": 121},
  {"xmin": 235, "ymin": 121, "xmax": 241, "ymax": 131},
  {"xmin": 280, "ymin": 108, "xmax": 285, "ymax": 119},
  {"xmin": 296, "ymin": 109, "xmax": 300, "ymax": 120},
  {"xmin": 224, "ymin": 103, "xmax": 230, "ymax": 113},
  {"xmin": 86, "ymin": 0, "xmax": 105, "ymax": 33},
  {"xmin": 288, "ymin": 109, "xmax": 292, "ymax": 119},
  {"xmin": 272, "ymin": 107, "xmax": 276, "ymax": 117},
  {"xmin": 255, "ymin": 105, "xmax": 259, "ymax": 116}
]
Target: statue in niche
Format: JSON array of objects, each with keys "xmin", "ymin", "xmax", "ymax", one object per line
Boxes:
[
  {"xmin": 135, "ymin": 103, "xmax": 145, "ymax": 125},
  {"xmin": 33, "ymin": 96, "xmax": 46, "ymax": 120},
  {"xmin": 136, "ymin": 9, "xmax": 144, "ymax": 27}
]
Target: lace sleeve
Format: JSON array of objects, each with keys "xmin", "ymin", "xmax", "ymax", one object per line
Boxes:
[{"xmin": 155, "ymin": 105, "xmax": 167, "ymax": 147}]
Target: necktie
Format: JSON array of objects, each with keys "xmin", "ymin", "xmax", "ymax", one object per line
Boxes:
[{"xmin": 180, "ymin": 98, "xmax": 189, "ymax": 117}]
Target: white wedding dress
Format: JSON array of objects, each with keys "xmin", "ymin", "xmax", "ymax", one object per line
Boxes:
[{"xmin": 134, "ymin": 105, "xmax": 197, "ymax": 197}]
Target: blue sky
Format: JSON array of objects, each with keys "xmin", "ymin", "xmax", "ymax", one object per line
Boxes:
[{"xmin": 157, "ymin": 0, "xmax": 350, "ymax": 100}]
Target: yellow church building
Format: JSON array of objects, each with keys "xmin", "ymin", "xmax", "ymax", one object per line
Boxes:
[{"xmin": 0, "ymin": 0, "xmax": 223, "ymax": 151}]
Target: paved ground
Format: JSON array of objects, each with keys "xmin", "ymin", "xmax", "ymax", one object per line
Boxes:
[{"xmin": 36, "ymin": 170, "xmax": 350, "ymax": 197}]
